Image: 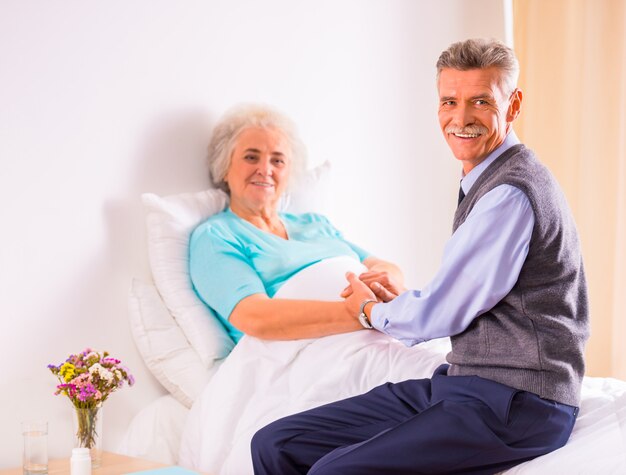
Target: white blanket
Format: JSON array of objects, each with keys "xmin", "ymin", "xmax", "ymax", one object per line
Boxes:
[{"xmin": 178, "ymin": 331, "xmax": 452, "ymax": 474}]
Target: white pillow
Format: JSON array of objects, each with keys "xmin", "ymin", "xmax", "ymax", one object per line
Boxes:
[
  {"xmin": 133, "ymin": 162, "xmax": 331, "ymax": 404},
  {"xmin": 142, "ymin": 188, "xmax": 235, "ymax": 368},
  {"xmin": 128, "ymin": 279, "xmax": 218, "ymax": 407}
]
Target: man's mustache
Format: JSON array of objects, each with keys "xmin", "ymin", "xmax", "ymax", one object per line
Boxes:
[{"xmin": 445, "ymin": 125, "xmax": 489, "ymax": 135}]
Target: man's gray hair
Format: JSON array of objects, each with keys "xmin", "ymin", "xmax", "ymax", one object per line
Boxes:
[
  {"xmin": 436, "ymin": 38, "xmax": 520, "ymax": 95},
  {"xmin": 207, "ymin": 103, "xmax": 308, "ymax": 193}
]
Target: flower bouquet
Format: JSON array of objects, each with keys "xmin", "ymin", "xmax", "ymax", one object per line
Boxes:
[{"xmin": 48, "ymin": 348, "xmax": 134, "ymax": 466}]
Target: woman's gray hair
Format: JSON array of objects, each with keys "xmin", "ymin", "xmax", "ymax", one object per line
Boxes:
[
  {"xmin": 436, "ymin": 38, "xmax": 519, "ymax": 95},
  {"xmin": 207, "ymin": 103, "xmax": 308, "ymax": 193}
]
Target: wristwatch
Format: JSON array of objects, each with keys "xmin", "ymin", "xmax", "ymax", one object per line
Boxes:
[{"xmin": 358, "ymin": 299, "xmax": 377, "ymax": 329}]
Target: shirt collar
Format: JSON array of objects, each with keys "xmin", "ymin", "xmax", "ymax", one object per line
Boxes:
[{"xmin": 460, "ymin": 130, "xmax": 520, "ymax": 195}]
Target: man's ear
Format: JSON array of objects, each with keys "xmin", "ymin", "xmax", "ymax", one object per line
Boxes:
[{"xmin": 507, "ymin": 88, "xmax": 523, "ymax": 122}]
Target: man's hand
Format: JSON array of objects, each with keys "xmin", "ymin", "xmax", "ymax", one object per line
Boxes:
[
  {"xmin": 343, "ymin": 272, "xmax": 378, "ymax": 318},
  {"xmin": 341, "ymin": 270, "xmax": 402, "ymax": 302}
]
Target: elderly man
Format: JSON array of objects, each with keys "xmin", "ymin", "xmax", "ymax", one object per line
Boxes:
[{"xmin": 251, "ymin": 38, "xmax": 589, "ymax": 475}]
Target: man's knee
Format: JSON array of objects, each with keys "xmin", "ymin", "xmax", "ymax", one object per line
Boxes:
[
  {"xmin": 251, "ymin": 421, "xmax": 281, "ymax": 460},
  {"xmin": 251, "ymin": 417, "xmax": 302, "ymax": 474}
]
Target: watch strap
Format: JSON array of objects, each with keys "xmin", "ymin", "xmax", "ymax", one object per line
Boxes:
[{"xmin": 358, "ymin": 299, "xmax": 377, "ymax": 329}]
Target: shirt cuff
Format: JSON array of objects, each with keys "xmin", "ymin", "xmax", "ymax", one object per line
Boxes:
[
  {"xmin": 370, "ymin": 302, "xmax": 386, "ymax": 331},
  {"xmin": 370, "ymin": 301, "xmax": 429, "ymax": 347}
]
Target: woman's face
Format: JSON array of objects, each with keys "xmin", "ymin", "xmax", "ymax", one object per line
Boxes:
[{"xmin": 224, "ymin": 127, "xmax": 291, "ymax": 213}]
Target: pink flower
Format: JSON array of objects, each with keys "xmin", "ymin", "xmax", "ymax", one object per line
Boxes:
[
  {"xmin": 56, "ymin": 383, "xmax": 77, "ymax": 399},
  {"xmin": 71, "ymin": 373, "xmax": 91, "ymax": 388},
  {"xmin": 102, "ymin": 357, "xmax": 121, "ymax": 365}
]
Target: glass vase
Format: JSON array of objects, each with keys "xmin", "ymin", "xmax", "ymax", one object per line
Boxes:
[{"xmin": 72, "ymin": 404, "xmax": 103, "ymax": 468}]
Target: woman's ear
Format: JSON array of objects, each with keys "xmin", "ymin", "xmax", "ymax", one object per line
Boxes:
[{"xmin": 507, "ymin": 88, "xmax": 523, "ymax": 122}]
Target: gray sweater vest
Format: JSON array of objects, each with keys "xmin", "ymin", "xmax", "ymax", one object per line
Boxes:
[{"xmin": 447, "ymin": 144, "xmax": 589, "ymax": 406}]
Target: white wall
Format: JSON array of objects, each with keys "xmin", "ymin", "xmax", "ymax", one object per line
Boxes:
[{"xmin": 0, "ymin": 0, "xmax": 509, "ymax": 467}]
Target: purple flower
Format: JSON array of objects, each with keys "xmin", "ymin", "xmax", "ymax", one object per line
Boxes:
[
  {"xmin": 118, "ymin": 365, "xmax": 135, "ymax": 386},
  {"xmin": 78, "ymin": 383, "xmax": 97, "ymax": 402}
]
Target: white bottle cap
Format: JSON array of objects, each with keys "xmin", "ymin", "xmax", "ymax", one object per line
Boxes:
[{"xmin": 72, "ymin": 447, "xmax": 91, "ymax": 458}]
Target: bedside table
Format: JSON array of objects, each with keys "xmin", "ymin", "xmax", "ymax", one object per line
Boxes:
[{"xmin": 0, "ymin": 451, "xmax": 199, "ymax": 475}]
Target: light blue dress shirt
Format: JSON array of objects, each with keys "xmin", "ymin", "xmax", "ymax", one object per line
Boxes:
[{"xmin": 371, "ymin": 131, "xmax": 536, "ymax": 346}]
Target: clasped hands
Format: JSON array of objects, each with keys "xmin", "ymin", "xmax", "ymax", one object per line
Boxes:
[{"xmin": 341, "ymin": 271, "xmax": 404, "ymax": 319}]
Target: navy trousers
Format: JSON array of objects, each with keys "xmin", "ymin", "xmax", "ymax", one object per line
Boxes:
[{"xmin": 251, "ymin": 365, "xmax": 578, "ymax": 475}]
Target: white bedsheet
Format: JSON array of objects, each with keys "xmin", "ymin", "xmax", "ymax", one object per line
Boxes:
[
  {"xmin": 119, "ymin": 394, "xmax": 189, "ymax": 464},
  {"xmin": 177, "ymin": 330, "xmax": 626, "ymax": 474}
]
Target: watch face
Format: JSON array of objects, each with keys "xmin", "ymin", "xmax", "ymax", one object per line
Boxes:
[{"xmin": 359, "ymin": 313, "xmax": 373, "ymax": 329}]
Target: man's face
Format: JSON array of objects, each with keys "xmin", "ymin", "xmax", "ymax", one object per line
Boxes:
[{"xmin": 438, "ymin": 67, "xmax": 521, "ymax": 173}]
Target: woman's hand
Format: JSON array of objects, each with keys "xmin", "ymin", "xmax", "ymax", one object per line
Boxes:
[{"xmin": 358, "ymin": 271, "xmax": 403, "ymax": 301}]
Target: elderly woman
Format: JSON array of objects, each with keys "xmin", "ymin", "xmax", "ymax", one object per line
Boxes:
[{"xmin": 189, "ymin": 104, "xmax": 402, "ymax": 343}]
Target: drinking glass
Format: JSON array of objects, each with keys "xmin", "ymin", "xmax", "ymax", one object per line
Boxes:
[{"xmin": 22, "ymin": 421, "xmax": 48, "ymax": 475}]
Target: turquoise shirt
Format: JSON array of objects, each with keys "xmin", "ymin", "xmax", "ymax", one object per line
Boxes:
[{"xmin": 189, "ymin": 209, "xmax": 369, "ymax": 342}]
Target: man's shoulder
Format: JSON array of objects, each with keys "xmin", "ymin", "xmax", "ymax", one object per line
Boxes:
[
  {"xmin": 501, "ymin": 143, "xmax": 540, "ymax": 169},
  {"xmin": 494, "ymin": 144, "xmax": 554, "ymax": 188}
]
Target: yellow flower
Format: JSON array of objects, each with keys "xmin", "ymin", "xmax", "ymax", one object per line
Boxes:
[{"xmin": 59, "ymin": 362, "xmax": 76, "ymax": 382}]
